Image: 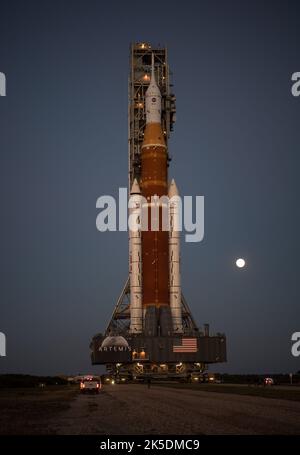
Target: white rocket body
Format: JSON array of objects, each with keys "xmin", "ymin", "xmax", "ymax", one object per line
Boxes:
[
  {"xmin": 168, "ymin": 179, "xmax": 183, "ymax": 333},
  {"xmin": 129, "ymin": 54, "xmax": 183, "ymax": 334},
  {"xmin": 129, "ymin": 179, "xmax": 143, "ymax": 333},
  {"xmin": 145, "ymin": 53, "xmax": 161, "ymax": 124}
]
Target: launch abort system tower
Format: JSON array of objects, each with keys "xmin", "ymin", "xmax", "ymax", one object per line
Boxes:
[{"xmin": 90, "ymin": 43, "xmax": 226, "ymax": 380}]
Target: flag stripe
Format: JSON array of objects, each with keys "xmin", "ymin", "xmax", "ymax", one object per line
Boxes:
[{"xmin": 173, "ymin": 350, "xmax": 197, "ymax": 352}]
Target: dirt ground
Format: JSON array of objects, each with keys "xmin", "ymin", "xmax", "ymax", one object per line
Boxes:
[
  {"xmin": 1, "ymin": 383, "xmax": 300, "ymax": 435},
  {"xmin": 0, "ymin": 386, "xmax": 76, "ymax": 434}
]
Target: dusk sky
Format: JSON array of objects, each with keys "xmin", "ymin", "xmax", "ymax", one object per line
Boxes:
[{"xmin": 0, "ymin": 0, "xmax": 299, "ymax": 375}]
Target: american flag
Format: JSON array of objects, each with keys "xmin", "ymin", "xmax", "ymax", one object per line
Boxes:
[{"xmin": 173, "ymin": 338, "xmax": 198, "ymax": 353}]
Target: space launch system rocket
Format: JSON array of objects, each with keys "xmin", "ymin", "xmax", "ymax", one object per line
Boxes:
[
  {"xmin": 129, "ymin": 54, "xmax": 182, "ymax": 336},
  {"xmin": 90, "ymin": 43, "xmax": 227, "ymax": 374}
]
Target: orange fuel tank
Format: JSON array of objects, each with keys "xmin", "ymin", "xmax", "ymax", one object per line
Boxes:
[
  {"xmin": 140, "ymin": 55, "xmax": 169, "ymax": 310},
  {"xmin": 141, "ymin": 124, "xmax": 169, "ymax": 308}
]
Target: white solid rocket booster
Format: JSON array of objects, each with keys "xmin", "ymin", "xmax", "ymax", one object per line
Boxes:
[
  {"xmin": 129, "ymin": 179, "xmax": 143, "ymax": 333},
  {"xmin": 169, "ymin": 179, "xmax": 183, "ymax": 333}
]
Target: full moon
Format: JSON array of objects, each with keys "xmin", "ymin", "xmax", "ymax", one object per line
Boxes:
[{"xmin": 236, "ymin": 258, "xmax": 246, "ymax": 268}]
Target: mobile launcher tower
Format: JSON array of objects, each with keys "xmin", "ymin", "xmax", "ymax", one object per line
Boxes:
[{"xmin": 90, "ymin": 43, "xmax": 226, "ymax": 380}]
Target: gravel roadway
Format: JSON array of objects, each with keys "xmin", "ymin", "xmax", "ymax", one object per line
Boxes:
[{"xmin": 49, "ymin": 384, "xmax": 300, "ymax": 435}]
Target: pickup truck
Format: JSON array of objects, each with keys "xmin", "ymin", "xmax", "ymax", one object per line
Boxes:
[{"xmin": 80, "ymin": 376, "xmax": 101, "ymax": 394}]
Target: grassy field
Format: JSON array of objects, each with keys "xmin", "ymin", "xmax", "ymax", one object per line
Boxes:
[{"xmin": 155, "ymin": 383, "xmax": 300, "ymax": 401}]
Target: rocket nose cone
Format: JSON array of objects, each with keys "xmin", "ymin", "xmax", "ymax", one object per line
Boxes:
[
  {"xmin": 168, "ymin": 178, "xmax": 179, "ymax": 197},
  {"xmin": 146, "ymin": 77, "xmax": 161, "ymax": 98},
  {"xmin": 146, "ymin": 52, "xmax": 161, "ymax": 97},
  {"xmin": 130, "ymin": 178, "xmax": 141, "ymax": 194}
]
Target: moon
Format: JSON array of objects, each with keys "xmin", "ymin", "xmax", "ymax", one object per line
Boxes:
[{"xmin": 236, "ymin": 258, "xmax": 246, "ymax": 268}]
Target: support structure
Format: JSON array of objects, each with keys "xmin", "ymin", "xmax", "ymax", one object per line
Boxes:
[
  {"xmin": 90, "ymin": 43, "xmax": 226, "ymax": 381},
  {"xmin": 128, "ymin": 42, "xmax": 176, "ymax": 189}
]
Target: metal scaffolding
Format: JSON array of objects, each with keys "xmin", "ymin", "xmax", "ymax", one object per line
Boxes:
[
  {"xmin": 128, "ymin": 42, "xmax": 176, "ymax": 189},
  {"xmin": 104, "ymin": 42, "xmax": 199, "ymax": 338},
  {"xmin": 90, "ymin": 43, "xmax": 227, "ymax": 376},
  {"xmin": 104, "ymin": 277, "xmax": 201, "ymax": 337}
]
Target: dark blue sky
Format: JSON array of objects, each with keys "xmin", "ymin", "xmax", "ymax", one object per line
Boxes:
[{"xmin": 0, "ymin": 0, "xmax": 299, "ymax": 375}]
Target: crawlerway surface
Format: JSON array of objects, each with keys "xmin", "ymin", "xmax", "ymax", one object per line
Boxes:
[
  {"xmin": 1, "ymin": 384, "xmax": 300, "ymax": 435},
  {"xmin": 47, "ymin": 384, "xmax": 300, "ymax": 435}
]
